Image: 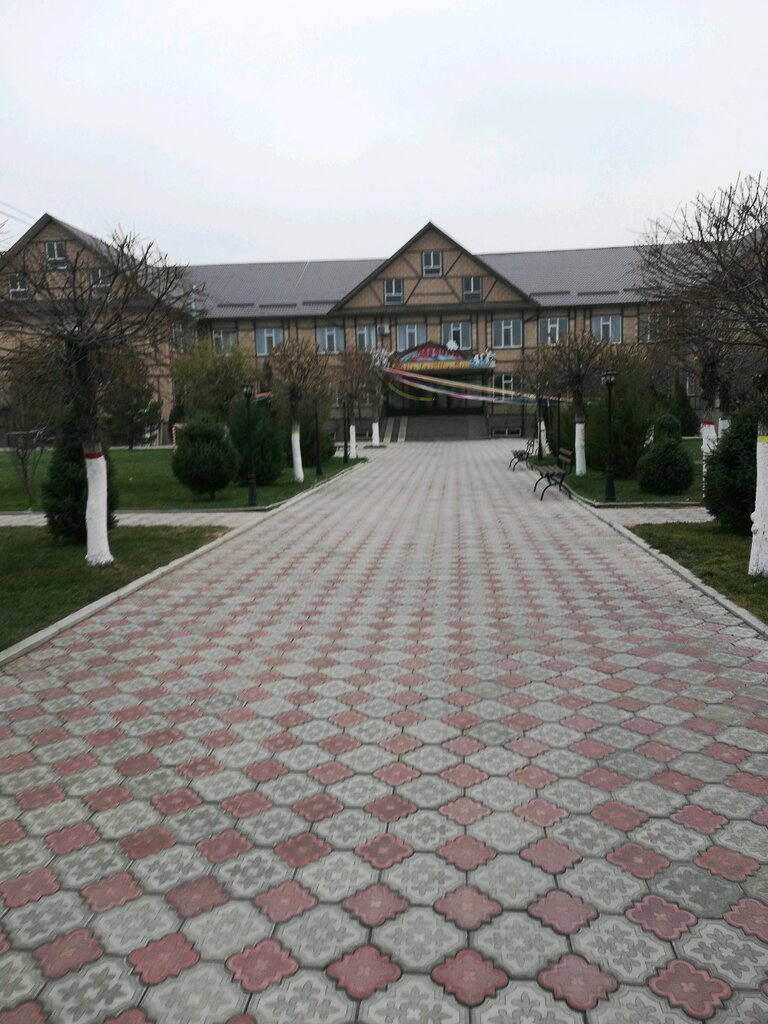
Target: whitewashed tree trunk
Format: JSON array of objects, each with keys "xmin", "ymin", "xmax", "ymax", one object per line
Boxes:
[
  {"xmin": 290, "ymin": 419, "xmax": 304, "ymax": 483},
  {"xmin": 749, "ymin": 424, "xmax": 768, "ymax": 576},
  {"xmin": 84, "ymin": 452, "xmax": 113, "ymax": 567},
  {"xmin": 538, "ymin": 419, "xmax": 551, "ymax": 457},
  {"xmin": 371, "ymin": 421, "xmax": 381, "ymax": 447},
  {"xmin": 574, "ymin": 421, "xmax": 586, "ymax": 476},
  {"xmin": 718, "ymin": 416, "xmax": 730, "ymax": 436},
  {"xmin": 700, "ymin": 419, "xmax": 718, "ymax": 478},
  {"xmin": 349, "ymin": 423, "xmax": 357, "ymax": 460}
]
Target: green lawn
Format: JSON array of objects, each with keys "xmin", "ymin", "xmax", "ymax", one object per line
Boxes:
[
  {"xmin": 631, "ymin": 522, "xmax": 768, "ymax": 625},
  {"xmin": 0, "ymin": 526, "xmax": 225, "ymax": 651},
  {"xmin": 0, "ymin": 449, "xmax": 361, "ymax": 511},
  {"xmin": 562, "ymin": 438, "xmax": 704, "ymax": 504}
]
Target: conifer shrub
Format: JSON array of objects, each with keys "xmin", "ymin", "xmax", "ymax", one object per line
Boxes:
[
  {"xmin": 704, "ymin": 400, "xmax": 758, "ymax": 534},
  {"xmin": 172, "ymin": 416, "xmax": 238, "ymax": 500},
  {"xmin": 42, "ymin": 408, "xmax": 118, "ymax": 543},
  {"xmin": 229, "ymin": 400, "xmax": 285, "ymax": 486},
  {"xmin": 654, "ymin": 413, "xmax": 682, "ymax": 444},
  {"xmin": 637, "ymin": 437, "xmax": 694, "ymax": 494}
]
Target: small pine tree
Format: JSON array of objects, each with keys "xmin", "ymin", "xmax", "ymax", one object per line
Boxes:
[
  {"xmin": 704, "ymin": 400, "xmax": 758, "ymax": 534},
  {"xmin": 229, "ymin": 399, "xmax": 285, "ymax": 486},
  {"xmin": 637, "ymin": 438, "xmax": 694, "ymax": 494},
  {"xmin": 171, "ymin": 416, "xmax": 238, "ymax": 500},
  {"xmin": 42, "ymin": 408, "xmax": 118, "ymax": 543}
]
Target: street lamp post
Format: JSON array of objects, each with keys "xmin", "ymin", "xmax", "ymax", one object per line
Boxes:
[
  {"xmin": 601, "ymin": 369, "xmax": 617, "ymax": 504},
  {"xmin": 313, "ymin": 392, "xmax": 323, "ymax": 478},
  {"xmin": 241, "ymin": 379, "xmax": 257, "ymax": 508}
]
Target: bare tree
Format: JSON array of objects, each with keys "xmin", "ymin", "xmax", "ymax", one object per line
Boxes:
[
  {"xmin": 2, "ymin": 345, "xmax": 62, "ymax": 503},
  {"xmin": 269, "ymin": 331, "xmax": 330, "ymax": 482},
  {"xmin": 537, "ymin": 328, "xmax": 617, "ymax": 474},
  {"xmin": 335, "ymin": 347, "xmax": 383, "ymax": 456},
  {"xmin": 0, "ymin": 230, "xmax": 197, "ymax": 565},
  {"xmin": 638, "ymin": 174, "xmax": 768, "ymax": 574}
]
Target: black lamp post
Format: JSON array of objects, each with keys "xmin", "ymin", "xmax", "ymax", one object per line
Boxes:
[
  {"xmin": 602, "ymin": 369, "xmax": 617, "ymax": 503},
  {"xmin": 241, "ymin": 379, "xmax": 257, "ymax": 508},
  {"xmin": 313, "ymin": 392, "xmax": 323, "ymax": 478}
]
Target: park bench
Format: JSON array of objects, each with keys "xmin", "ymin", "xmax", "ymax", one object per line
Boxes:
[
  {"xmin": 509, "ymin": 437, "xmax": 536, "ymax": 471},
  {"xmin": 533, "ymin": 448, "xmax": 573, "ymax": 500}
]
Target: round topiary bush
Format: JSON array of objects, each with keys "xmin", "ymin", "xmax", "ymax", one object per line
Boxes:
[
  {"xmin": 654, "ymin": 413, "xmax": 682, "ymax": 444},
  {"xmin": 172, "ymin": 416, "xmax": 238, "ymax": 500},
  {"xmin": 637, "ymin": 438, "xmax": 694, "ymax": 495},
  {"xmin": 42, "ymin": 408, "xmax": 118, "ymax": 543},
  {"xmin": 704, "ymin": 400, "xmax": 758, "ymax": 534}
]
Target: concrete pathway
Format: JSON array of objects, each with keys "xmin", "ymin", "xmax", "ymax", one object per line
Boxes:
[{"xmin": 1, "ymin": 441, "xmax": 766, "ymax": 1023}]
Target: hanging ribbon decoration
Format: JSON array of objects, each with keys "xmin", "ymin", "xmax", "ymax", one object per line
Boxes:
[{"xmin": 383, "ymin": 368, "xmax": 540, "ymax": 405}]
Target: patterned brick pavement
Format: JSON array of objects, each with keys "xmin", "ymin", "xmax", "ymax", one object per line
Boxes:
[{"xmin": 1, "ymin": 440, "xmax": 767, "ymax": 1023}]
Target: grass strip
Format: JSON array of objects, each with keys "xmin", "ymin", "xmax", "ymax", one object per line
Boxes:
[
  {"xmin": 0, "ymin": 526, "xmax": 224, "ymax": 651},
  {"xmin": 631, "ymin": 522, "xmax": 768, "ymax": 625}
]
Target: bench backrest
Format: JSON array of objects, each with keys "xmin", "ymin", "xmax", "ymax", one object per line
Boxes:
[{"xmin": 557, "ymin": 448, "xmax": 573, "ymax": 473}]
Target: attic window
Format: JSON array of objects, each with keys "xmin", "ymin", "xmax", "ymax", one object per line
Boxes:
[
  {"xmin": 8, "ymin": 273, "xmax": 28, "ymax": 299},
  {"xmin": 463, "ymin": 276, "xmax": 482, "ymax": 302},
  {"xmin": 422, "ymin": 251, "xmax": 442, "ymax": 277},
  {"xmin": 45, "ymin": 240, "xmax": 67, "ymax": 269},
  {"xmin": 384, "ymin": 278, "xmax": 404, "ymax": 304}
]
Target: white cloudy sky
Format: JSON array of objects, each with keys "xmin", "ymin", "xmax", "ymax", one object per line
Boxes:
[{"xmin": 1, "ymin": 0, "xmax": 767, "ymax": 264}]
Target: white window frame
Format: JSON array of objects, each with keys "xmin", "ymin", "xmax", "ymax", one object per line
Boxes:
[
  {"xmin": 256, "ymin": 326, "xmax": 283, "ymax": 357},
  {"xmin": 422, "ymin": 250, "xmax": 442, "ymax": 277},
  {"xmin": 212, "ymin": 326, "xmax": 239, "ymax": 354},
  {"xmin": 493, "ymin": 373, "xmax": 520, "ymax": 398},
  {"xmin": 8, "ymin": 273, "xmax": 28, "ymax": 299},
  {"xmin": 538, "ymin": 316, "xmax": 568, "ymax": 346},
  {"xmin": 45, "ymin": 240, "xmax": 67, "ymax": 269},
  {"xmin": 316, "ymin": 326, "xmax": 345, "ymax": 354},
  {"xmin": 492, "ymin": 318, "xmax": 522, "ymax": 349},
  {"xmin": 356, "ymin": 324, "xmax": 376, "ymax": 352},
  {"xmin": 384, "ymin": 278, "xmax": 404, "ymax": 305},
  {"xmin": 638, "ymin": 312, "xmax": 659, "ymax": 344},
  {"xmin": 90, "ymin": 267, "xmax": 109, "ymax": 297},
  {"xmin": 396, "ymin": 323, "xmax": 425, "ymax": 352},
  {"xmin": 592, "ymin": 314, "xmax": 622, "ymax": 344},
  {"xmin": 463, "ymin": 276, "xmax": 482, "ymax": 302},
  {"xmin": 441, "ymin": 321, "xmax": 471, "ymax": 351}
]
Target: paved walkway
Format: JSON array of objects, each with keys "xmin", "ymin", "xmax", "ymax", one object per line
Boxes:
[{"xmin": 1, "ymin": 441, "xmax": 767, "ymax": 1023}]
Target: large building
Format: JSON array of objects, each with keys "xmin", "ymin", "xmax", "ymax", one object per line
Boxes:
[{"xmin": 2, "ymin": 216, "xmax": 655, "ymax": 440}]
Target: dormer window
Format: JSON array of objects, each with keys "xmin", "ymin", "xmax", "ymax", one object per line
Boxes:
[
  {"xmin": 422, "ymin": 250, "xmax": 442, "ymax": 277},
  {"xmin": 45, "ymin": 240, "xmax": 67, "ymax": 269},
  {"xmin": 384, "ymin": 278, "xmax": 404, "ymax": 305}
]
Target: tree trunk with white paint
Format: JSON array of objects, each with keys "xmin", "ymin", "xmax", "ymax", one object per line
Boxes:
[
  {"xmin": 371, "ymin": 421, "xmax": 381, "ymax": 447},
  {"xmin": 749, "ymin": 424, "xmax": 768, "ymax": 576},
  {"xmin": 538, "ymin": 418, "xmax": 551, "ymax": 457},
  {"xmin": 290, "ymin": 418, "xmax": 304, "ymax": 483},
  {"xmin": 574, "ymin": 420, "xmax": 586, "ymax": 475},
  {"xmin": 84, "ymin": 448, "xmax": 113, "ymax": 567},
  {"xmin": 700, "ymin": 418, "xmax": 718, "ymax": 478},
  {"xmin": 349, "ymin": 423, "xmax": 357, "ymax": 460},
  {"xmin": 718, "ymin": 416, "xmax": 730, "ymax": 437}
]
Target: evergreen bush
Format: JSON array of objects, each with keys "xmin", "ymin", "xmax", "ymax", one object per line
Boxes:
[
  {"xmin": 654, "ymin": 413, "xmax": 682, "ymax": 444},
  {"xmin": 229, "ymin": 399, "xmax": 285, "ymax": 486},
  {"xmin": 42, "ymin": 408, "xmax": 118, "ymax": 543},
  {"xmin": 637, "ymin": 438, "xmax": 694, "ymax": 494},
  {"xmin": 704, "ymin": 400, "xmax": 758, "ymax": 535},
  {"xmin": 585, "ymin": 375, "xmax": 653, "ymax": 478},
  {"xmin": 172, "ymin": 416, "xmax": 238, "ymax": 500}
]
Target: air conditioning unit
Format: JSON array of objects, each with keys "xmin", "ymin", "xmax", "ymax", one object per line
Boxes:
[{"xmin": 377, "ymin": 323, "xmax": 390, "ymax": 336}]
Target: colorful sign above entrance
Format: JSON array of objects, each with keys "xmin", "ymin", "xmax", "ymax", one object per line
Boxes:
[{"xmin": 395, "ymin": 345, "xmax": 495, "ymax": 372}]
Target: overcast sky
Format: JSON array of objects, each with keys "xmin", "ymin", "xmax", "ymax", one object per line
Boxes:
[{"xmin": 2, "ymin": 0, "xmax": 767, "ymax": 265}]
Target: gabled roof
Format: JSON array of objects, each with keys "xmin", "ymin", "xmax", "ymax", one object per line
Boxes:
[
  {"xmin": 0, "ymin": 213, "xmax": 110, "ymax": 269},
  {"xmin": 327, "ymin": 221, "xmax": 538, "ymax": 313}
]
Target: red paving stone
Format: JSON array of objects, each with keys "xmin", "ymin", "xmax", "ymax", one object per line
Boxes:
[{"xmin": 1, "ymin": 446, "xmax": 767, "ymax": 1021}]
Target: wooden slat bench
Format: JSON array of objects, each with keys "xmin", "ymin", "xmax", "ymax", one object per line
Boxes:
[
  {"xmin": 533, "ymin": 448, "xmax": 573, "ymax": 500},
  {"xmin": 509, "ymin": 437, "xmax": 536, "ymax": 471}
]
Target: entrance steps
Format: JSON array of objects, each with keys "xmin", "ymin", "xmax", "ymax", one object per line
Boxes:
[{"xmin": 405, "ymin": 415, "xmax": 487, "ymax": 442}]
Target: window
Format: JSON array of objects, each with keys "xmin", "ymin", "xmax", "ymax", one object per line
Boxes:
[
  {"xmin": 171, "ymin": 321, "xmax": 196, "ymax": 353},
  {"xmin": 212, "ymin": 326, "xmax": 238, "ymax": 354},
  {"xmin": 396, "ymin": 323, "xmax": 426, "ymax": 352},
  {"xmin": 591, "ymin": 314, "xmax": 622, "ymax": 343},
  {"xmin": 463, "ymin": 276, "xmax": 482, "ymax": 302},
  {"xmin": 384, "ymin": 278, "xmax": 404, "ymax": 305},
  {"xmin": 256, "ymin": 326, "xmax": 283, "ymax": 356},
  {"xmin": 441, "ymin": 321, "xmax": 471, "ymax": 351},
  {"xmin": 8, "ymin": 273, "xmax": 28, "ymax": 299},
  {"xmin": 638, "ymin": 312, "xmax": 662, "ymax": 344},
  {"xmin": 493, "ymin": 373, "xmax": 520, "ymax": 397},
  {"xmin": 90, "ymin": 267, "xmax": 109, "ymax": 297},
  {"xmin": 492, "ymin": 318, "xmax": 522, "ymax": 349},
  {"xmin": 316, "ymin": 326, "xmax": 345, "ymax": 353},
  {"xmin": 538, "ymin": 316, "xmax": 568, "ymax": 346},
  {"xmin": 45, "ymin": 240, "xmax": 67, "ymax": 269},
  {"xmin": 422, "ymin": 250, "xmax": 442, "ymax": 277},
  {"xmin": 356, "ymin": 324, "xmax": 376, "ymax": 352}
]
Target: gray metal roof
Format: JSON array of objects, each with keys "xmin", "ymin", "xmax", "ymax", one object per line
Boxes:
[{"xmin": 187, "ymin": 244, "xmax": 645, "ymax": 318}]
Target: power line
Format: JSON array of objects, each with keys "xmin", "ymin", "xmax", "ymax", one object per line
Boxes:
[
  {"xmin": 0, "ymin": 200, "xmax": 35, "ymax": 221},
  {"xmin": 0, "ymin": 208, "xmax": 34, "ymax": 227}
]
